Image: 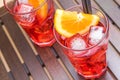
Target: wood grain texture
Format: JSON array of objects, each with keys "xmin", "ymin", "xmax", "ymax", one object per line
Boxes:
[
  {"xmin": 107, "ymin": 44, "xmax": 120, "ymax": 79},
  {"xmin": 94, "ymin": 0, "xmax": 120, "ymax": 29},
  {"xmin": 0, "ymin": 59, "xmax": 10, "ymax": 80},
  {"xmin": 109, "ymin": 21, "xmax": 120, "ymax": 53},
  {"xmin": 1, "ymin": 14, "xmax": 49, "ymax": 80},
  {"xmin": 35, "ymin": 46, "xmax": 71, "ymax": 80}
]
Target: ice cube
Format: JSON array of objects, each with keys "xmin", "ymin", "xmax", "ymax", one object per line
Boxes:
[
  {"xmin": 66, "ymin": 34, "xmax": 86, "ymax": 50},
  {"xmin": 17, "ymin": 4, "xmax": 33, "ymax": 13},
  {"xmin": 89, "ymin": 26, "xmax": 104, "ymax": 45},
  {"xmin": 15, "ymin": 4, "xmax": 35, "ymax": 26},
  {"xmin": 71, "ymin": 38, "xmax": 86, "ymax": 50}
]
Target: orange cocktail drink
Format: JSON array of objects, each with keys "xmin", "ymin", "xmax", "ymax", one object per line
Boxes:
[{"xmin": 54, "ymin": 5, "xmax": 109, "ymax": 79}]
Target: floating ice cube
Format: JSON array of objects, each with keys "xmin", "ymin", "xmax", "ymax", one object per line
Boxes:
[
  {"xmin": 89, "ymin": 26, "xmax": 104, "ymax": 45},
  {"xmin": 70, "ymin": 37, "xmax": 87, "ymax": 55},
  {"xmin": 16, "ymin": 4, "xmax": 35, "ymax": 26},
  {"xmin": 65, "ymin": 34, "xmax": 87, "ymax": 54},
  {"xmin": 18, "ymin": 4, "xmax": 33, "ymax": 14},
  {"xmin": 71, "ymin": 38, "xmax": 86, "ymax": 50},
  {"xmin": 17, "ymin": 4, "xmax": 35, "ymax": 24}
]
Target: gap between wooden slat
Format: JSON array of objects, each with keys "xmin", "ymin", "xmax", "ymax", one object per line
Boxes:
[
  {"xmin": 113, "ymin": 0, "xmax": 120, "ymax": 7},
  {"xmin": 107, "ymin": 67, "xmax": 118, "ymax": 80},
  {"xmin": 53, "ymin": 0, "xmax": 63, "ymax": 9},
  {"xmin": 109, "ymin": 41, "xmax": 120, "ymax": 56},
  {"xmin": 8, "ymin": 71, "xmax": 15, "ymax": 80},
  {"xmin": 0, "ymin": 50, "xmax": 11, "ymax": 72},
  {"xmin": 109, "ymin": 20, "xmax": 120, "ymax": 53},
  {"xmin": 43, "ymin": 67, "xmax": 53, "ymax": 80},
  {"xmin": 2, "ymin": 25, "xmax": 24, "ymax": 64},
  {"xmin": 72, "ymin": 0, "xmax": 79, "ymax": 5},
  {"xmin": 57, "ymin": 58, "xmax": 74, "ymax": 80}
]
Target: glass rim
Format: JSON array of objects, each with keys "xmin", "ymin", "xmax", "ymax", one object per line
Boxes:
[
  {"xmin": 53, "ymin": 5, "xmax": 109, "ymax": 51},
  {"xmin": 3, "ymin": 0, "xmax": 48, "ymax": 15}
]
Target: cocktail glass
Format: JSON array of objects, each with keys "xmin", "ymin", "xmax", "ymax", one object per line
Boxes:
[
  {"xmin": 3, "ymin": 0, "xmax": 55, "ymax": 47},
  {"xmin": 54, "ymin": 5, "xmax": 109, "ymax": 79}
]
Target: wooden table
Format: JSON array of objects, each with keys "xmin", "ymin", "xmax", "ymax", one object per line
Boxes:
[{"xmin": 0, "ymin": 0, "xmax": 120, "ymax": 80}]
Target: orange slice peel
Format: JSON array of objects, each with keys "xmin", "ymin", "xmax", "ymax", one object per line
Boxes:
[
  {"xmin": 28, "ymin": 0, "xmax": 48, "ymax": 21},
  {"xmin": 54, "ymin": 9, "xmax": 100, "ymax": 37}
]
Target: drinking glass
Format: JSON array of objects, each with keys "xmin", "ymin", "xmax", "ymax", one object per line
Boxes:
[
  {"xmin": 3, "ymin": 0, "xmax": 55, "ymax": 47},
  {"xmin": 54, "ymin": 5, "xmax": 109, "ymax": 79}
]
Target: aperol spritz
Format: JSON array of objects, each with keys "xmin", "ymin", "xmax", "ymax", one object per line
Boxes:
[
  {"xmin": 4, "ymin": 0, "xmax": 55, "ymax": 47},
  {"xmin": 54, "ymin": 5, "xmax": 109, "ymax": 79}
]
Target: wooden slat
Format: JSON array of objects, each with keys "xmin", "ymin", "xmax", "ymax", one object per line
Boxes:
[
  {"xmin": 0, "ymin": 24, "xmax": 29, "ymax": 80},
  {"xmin": 107, "ymin": 43, "xmax": 120, "ymax": 79},
  {"xmin": 57, "ymin": 0, "xmax": 76, "ymax": 9},
  {"xmin": 1, "ymin": 13, "xmax": 49, "ymax": 80},
  {"xmin": 109, "ymin": 21, "xmax": 120, "ymax": 53},
  {"xmin": 94, "ymin": 0, "xmax": 120, "ymax": 28},
  {"xmin": 0, "ymin": 57, "xmax": 10, "ymax": 80},
  {"xmin": 35, "ymin": 46, "xmax": 71, "ymax": 80}
]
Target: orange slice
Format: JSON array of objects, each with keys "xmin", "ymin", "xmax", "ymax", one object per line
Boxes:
[
  {"xmin": 28, "ymin": 0, "xmax": 48, "ymax": 21},
  {"xmin": 54, "ymin": 9, "xmax": 100, "ymax": 37}
]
